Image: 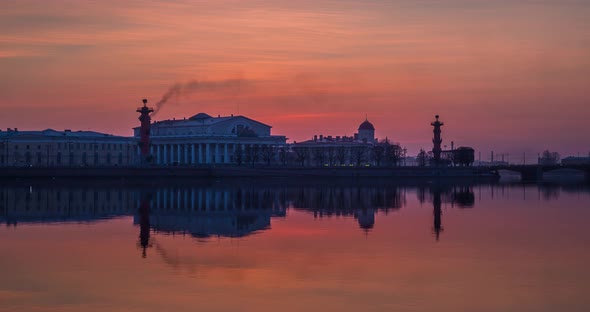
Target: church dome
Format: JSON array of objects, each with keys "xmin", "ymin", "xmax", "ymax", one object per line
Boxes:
[{"xmin": 358, "ymin": 119, "xmax": 375, "ymax": 131}]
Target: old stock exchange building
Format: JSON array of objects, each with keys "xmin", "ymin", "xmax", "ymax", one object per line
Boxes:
[{"xmin": 135, "ymin": 112, "xmax": 287, "ymax": 165}]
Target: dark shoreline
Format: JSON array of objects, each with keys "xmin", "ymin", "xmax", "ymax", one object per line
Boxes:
[{"xmin": 0, "ymin": 166, "xmax": 499, "ymax": 183}]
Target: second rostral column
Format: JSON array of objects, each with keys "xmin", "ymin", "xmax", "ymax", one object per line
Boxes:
[
  {"xmin": 431, "ymin": 115, "xmax": 444, "ymax": 165},
  {"xmin": 137, "ymin": 99, "xmax": 154, "ymax": 165}
]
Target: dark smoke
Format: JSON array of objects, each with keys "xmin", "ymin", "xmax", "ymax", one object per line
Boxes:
[{"xmin": 151, "ymin": 78, "xmax": 246, "ymax": 117}]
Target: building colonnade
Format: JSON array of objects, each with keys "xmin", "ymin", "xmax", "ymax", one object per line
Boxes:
[{"xmin": 144, "ymin": 142, "xmax": 284, "ymax": 165}]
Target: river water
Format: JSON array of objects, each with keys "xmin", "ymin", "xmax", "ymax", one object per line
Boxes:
[{"xmin": 1, "ymin": 179, "xmax": 589, "ymax": 312}]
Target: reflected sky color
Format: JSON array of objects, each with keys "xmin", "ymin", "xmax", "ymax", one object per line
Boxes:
[
  {"xmin": 1, "ymin": 181, "xmax": 589, "ymax": 311},
  {"xmin": 1, "ymin": 0, "xmax": 589, "ymax": 156}
]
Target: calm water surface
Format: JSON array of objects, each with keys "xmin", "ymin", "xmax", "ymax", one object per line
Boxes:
[{"xmin": 1, "ymin": 180, "xmax": 589, "ymax": 312}]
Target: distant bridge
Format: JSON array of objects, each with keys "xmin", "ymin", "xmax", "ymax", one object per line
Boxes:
[{"xmin": 489, "ymin": 164, "xmax": 590, "ymax": 181}]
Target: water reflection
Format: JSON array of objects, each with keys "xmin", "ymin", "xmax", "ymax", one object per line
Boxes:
[
  {"xmin": 1, "ymin": 181, "xmax": 589, "ymax": 246},
  {"xmin": 2, "ymin": 180, "xmax": 589, "ymax": 312},
  {"xmin": 0, "ymin": 185, "xmax": 135, "ymax": 226}
]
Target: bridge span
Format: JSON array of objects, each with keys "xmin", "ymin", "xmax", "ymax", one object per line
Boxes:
[{"xmin": 489, "ymin": 164, "xmax": 590, "ymax": 181}]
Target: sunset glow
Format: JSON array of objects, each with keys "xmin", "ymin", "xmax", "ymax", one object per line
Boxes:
[{"xmin": 1, "ymin": 0, "xmax": 589, "ymax": 157}]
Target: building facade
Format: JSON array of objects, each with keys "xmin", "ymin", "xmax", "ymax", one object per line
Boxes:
[
  {"xmin": 290, "ymin": 118, "xmax": 403, "ymax": 166},
  {"xmin": 135, "ymin": 113, "xmax": 287, "ymax": 165},
  {"xmin": 0, "ymin": 128, "xmax": 136, "ymax": 167}
]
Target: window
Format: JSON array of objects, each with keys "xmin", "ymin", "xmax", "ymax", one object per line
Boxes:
[
  {"xmin": 37, "ymin": 152, "xmax": 42, "ymax": 164},
  {"xmin": 118, "ymin": 153, "xmax": 123, "ymax": 164},
  {"xmin": 94, "ymin": 152, "xmax": 99, "ymax": 164},
  {"xmin": 56, "ymin": 152, "xmax": 61, "ymax": 164},
  {"xmin": 106, "ymin": 153, "xmax": 111, "ymax": 164},
  {"xmin": 38, "ymin": 145, "xmax": 41, "ymax": 150}
]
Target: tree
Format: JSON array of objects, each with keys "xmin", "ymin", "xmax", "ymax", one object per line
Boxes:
[
  {"xmin": 251, "ymin": 145, "xmax": 260, "ymax": 165},
  {"xmin": 312, "ymin": 147, "xmax": 325, "ymax": 166},
  {"xmin": 244, "ymin": 145, "xmax": 259, "ymax": 166},
  {"xmin": 234, "ymin": 145, "xmax": 244, "ymax": 165},
  {"xmin": 387, "ymin": 144, "xmax": 402, "ymax": 166},
  {"xmin": 539, "ymin": 150, "xmax": 560, "ymax": 165},
  {"xmin": 326, "ymin": 146, "xmax": 336, "ymax": 166},
  {"xmin": 371, "ymin": 145, "xmax": 385, "ymax": 167},
  {"xmin": 350, "ymin": 146, "xmax": 367, "ymax": 166},
  {"xmin": 292, "ymin": 146, "xmax": 310, "ymax": 167},
  {"xmin": 336, "ymin": 146, "xmax": 347, "ymax": 166},
  {"xmin": 417, "ymin": 149, "xmax": 428, "ymax": 167},
  {"xmin": 261, "ymin": 145, "xmax": 276, "ymax": 166},
  {"xmin": 278, "ymin": 145, "xmax": 289, "ymax": 166}
]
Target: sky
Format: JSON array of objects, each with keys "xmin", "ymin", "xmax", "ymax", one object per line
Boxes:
[{"xmin": 1, "ymin": 0, "xmax": 589, "ymax": 158}]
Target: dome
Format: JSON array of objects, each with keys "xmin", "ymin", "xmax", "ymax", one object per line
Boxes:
[{"xmin": 358, "ymin": 119, "xmax": 375, "ymax": 131}]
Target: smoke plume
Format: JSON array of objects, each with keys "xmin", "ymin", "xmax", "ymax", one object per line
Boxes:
[{"xmin": 151, "ymin": 78, "xmax": 246, "ymax": 117}]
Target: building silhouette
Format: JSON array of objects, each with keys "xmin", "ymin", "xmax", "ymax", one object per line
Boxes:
[
  {"xmin": 290, "ymin": 118, "xmax": 402, "ymax": 166},
  {"xmin": 134, "ymin": 112, "xmax": 287, "ymax": 165},
  {"xmin": 0, "ymin": 129, "xmax": 135, "ymax": 167}
]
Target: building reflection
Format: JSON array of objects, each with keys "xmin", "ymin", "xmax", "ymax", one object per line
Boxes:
[
  {"xmin": 4, "ymin": 181, "xmax": 584, "ymax": 247},
  {"xmin": 133, "ymin": 186, "xmax": 287, "ymax": 242},
  {"xmin": 290, "ymin": 186, "xmax": 404, "ymax": 232},
  {"xmin": 0, "ymin": 182, "xmax": 478, "ymax": 242},
  {"xmin": 0, "ymin": 185, "xmax": 134, "ymax": 226}
]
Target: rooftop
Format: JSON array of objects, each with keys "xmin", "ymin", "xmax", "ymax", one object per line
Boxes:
[
  {"xmin": 0, "ymin": 128, "xmax": 123, "ymax": 138},
  {"xmin": 142, "ymin": 113, "xmax": 272, "ymax": 129}
]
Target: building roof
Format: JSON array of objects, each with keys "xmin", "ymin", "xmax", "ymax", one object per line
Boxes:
[
  {"xmin": 189, "ymin": 113, "xmax": 212, "ymax": 120},
  {"xmin": 143, "ymin": 113, "xmax": 272, "ymax": 129},
  {"xmin": 0, "ymin": 128, "xmax": 125, "ymax": 138},
  {"xmin": 358, "ymin": 119, "xmax": 375, "ymax": 131}
]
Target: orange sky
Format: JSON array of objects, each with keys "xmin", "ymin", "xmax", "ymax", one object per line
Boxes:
[{"xmin": 1, "ymin": 0, "xmax": 589, "ymax": 157}]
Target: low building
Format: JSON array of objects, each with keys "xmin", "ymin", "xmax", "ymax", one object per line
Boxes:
[
  {"xmin": 290, "ymin": 118, "xmax": 403, "ymax": 166},
  {"xmin": 0, "ymin": 128, "xmax": 136, "ymax": 167},
  {"xmin": 135, "ymin": 113, "xmax": 287, "ymax": 165},
  {"xmin": 561, "ymin": 156, "xmax": 590, "ymax": 165}
]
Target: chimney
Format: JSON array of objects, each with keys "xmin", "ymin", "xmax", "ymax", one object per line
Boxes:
[
  {"xmin": 314, "ymin": 135, "xmax": 318, "ymax": 141},
  {"xmin": 319, "ymin": 135, "xmax": 323, "ymax": 141}
]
